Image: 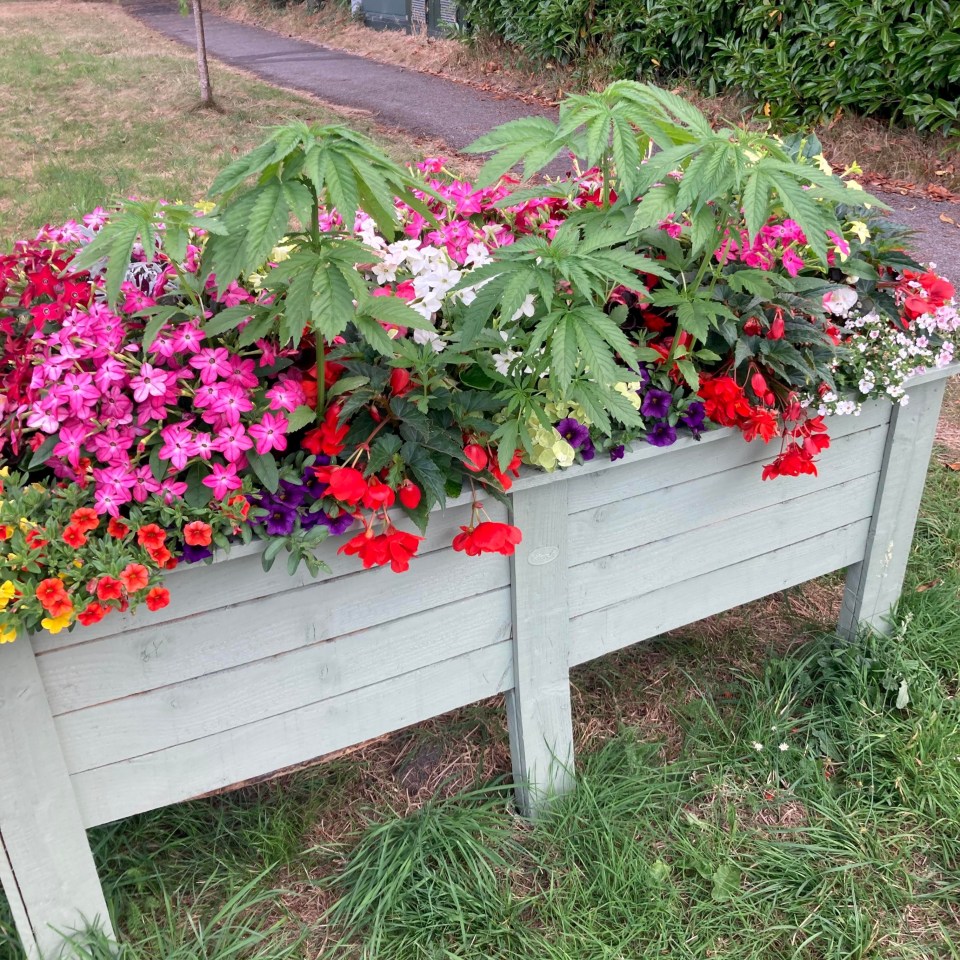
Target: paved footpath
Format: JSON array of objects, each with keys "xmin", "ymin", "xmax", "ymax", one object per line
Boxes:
[{"xmin": 127, "ymin": 0, "xmax": 960, "ymax": 276}]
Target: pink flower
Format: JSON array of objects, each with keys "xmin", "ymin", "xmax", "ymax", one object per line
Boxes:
[
  {"xmin": 130, "ymin": 363, "xmax": 170, "ymax": 402},
  {"xmin": 781, "ymin": 248, "xmax": 805, "ymax": 277},
  {"xmin": 248, "ymin": 412, "xmax": 288, "ymax": 456},
  {"xmin": 203, "ymin": 462, "xmax": 242, "ymax": 500},
  {"xmin": 190, "ymin": 347, "xmax": 232, "ymax": 384},
  {"xmin": 53, "ymin": 422, "xmax": 88, "ymax": 467},
  {"xmin": 159, "ymin": 423, "xmax": 198, "ymax": 471},
  {"xmin": 213, "ymin": 423, "xmax": 253, "ymax": 462},
  {"xmin": 265, "ymin": 379, "xmax": 306, "ymax": 413},
  {"xmin": 121, "ymin": 281, "xmax": 156, "ymax": 313},
  {"xmin": 193, "ymin": 432, "xmax": 216, "ymax": 460},
  {"xmin": 130, "ymin": 465, "xmax": 161, "ymax": 503},
  {"xmin": 211, "ymin": 384, "xmax": 255, "ymax": 425},
  {"xmin": 59, "ymin": 371, "xmax": 100, "ymax": 416},
  {"xmin": 170, "ymin": 322, "xmax": 205, "ymax": 354},
  {"xmin": 218, "ymin": 281, "xmax": 252, "ymax": 308}
]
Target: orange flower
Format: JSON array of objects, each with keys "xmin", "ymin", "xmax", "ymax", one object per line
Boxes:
[
  {"xmin": 136, "ymin": 524, "xmax": 166, "ymax": 552},
  {"xmin": 77, "ymin": 602, "xmax": 109, "ymax": 626},
  {"xmin": 119, "ymin": 563, "xmax": 149, "ymax": 593},
  {"xmin": 147, "ymin": 544, "xmax": 173, "ymax": 566},
  {"xmin": 145, "ymin": 586, "xmax": 171, "ymax": 611},
  {"xmin": 183, "ymin": 520, "xmax": 212, "ymax": 546},
  {"xmin": 69, "ymin": 508, "xmax": 99, "ymax": 533},
  {"xmin": 107, "ymin": 517, "xmax": 130, "ymax": 539},
  {"xmin": 36, "ymin": 577, "xmax": 68, "ymax": 613},
  {"xmin": 96, "ymin": 576, "xmax": 124, "ymax": 602},
  {"xmin": 62, "ymin": 524, "xmax": 88, "ymax": 548}
]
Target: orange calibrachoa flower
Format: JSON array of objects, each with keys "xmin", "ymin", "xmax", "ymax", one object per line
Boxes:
[
  {"xmin": 77, "ymin": 602, "xmax": 109, "ymax": 626},
  {"xmin": 119, "ymin": 563, "xmax": 149, "ymax": 593},
  {"xmin": 107, "ymin": 517, "xmax": 130, "ymax": 539},
  {"xmin": 96, "ymin": 576, "xmax": 124, "ymax": 602},
  {"xmin": 136, "ymin": 524, "xmax": 166, "ymax": 552},
  {"xmin": 36, "ymin": 577, "xmax": 69, "ymax": 612},
  {"xmin": 183, "ymin": 520, "xmax": 213, "ymax": 546},
  {"xmin": 145, "ymin": 586, "xmax": 171, "ymax": 611},
  {"xmin": 69, "ymin": 507, "xmax": 99, "ymax": 533},
  {"xmin": 62, "ymin": 524, "xmax": 87, "ymax": 548}
]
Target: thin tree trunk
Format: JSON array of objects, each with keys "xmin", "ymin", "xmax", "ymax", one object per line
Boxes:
[{"xmin": 192, "ymin": 0, "xmax": 214, "ymax": 107}]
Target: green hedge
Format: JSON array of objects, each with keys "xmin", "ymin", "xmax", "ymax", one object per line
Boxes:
[{"xmin": 458, "ymin": 0, "xmax": 960, "ymax": 135}]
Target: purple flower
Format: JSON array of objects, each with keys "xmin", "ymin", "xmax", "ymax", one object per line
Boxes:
[
  {"xmin": 647, "ymin": 421, "xmax": 677, "ymax": 447},
  {"xmin": 319, "ymin": 511, "xmax": 355, "ymax": 536},
  {"xmin": 609, "ymin": 444, "xmax": 625, "ymax": 461},
  {"xmin": 641, "ymin": 388, "xmax": 672, "ymax": 419},
  {"xmin": 264, "ymin": 503, "xmax": 297, "ymax": 537},
  {"xmin": 275, "ymin": 479, "xmax": 306, "ymax": 508},
  {"xmin": 556, "ymin": 417, "xmax": 591, "ymax": 450},
  {"xmin": 299, "ymin": 507, "xmax": 325, "ymax": 531},
  {"xmin": 302, "ymin": 466, "xmax": 327, "ymax": 499},
  {"xmin": 680, "ymin": 401, "xmax": 706, "ymax": 438},
  {"xmin": 580, "ymin": 438, "xmax": 596, "ymax": 462},
  {"xmin": 181, "ymin": 543, "xmax": 214, "ymax": 563}
]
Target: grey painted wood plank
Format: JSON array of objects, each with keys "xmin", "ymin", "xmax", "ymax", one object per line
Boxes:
[
  {"xmin": 839, "ymin": 378, "xmax": 950, "ymax": 635},
  {"xmin": 33, "ymin": 499, "xmax": 506, "ymax": 652},
  {"xmin": 567, "ymin": 424, "xmax": 886, "ymax": 565},
  {"xmin": 71, "ymin": 641, "xmax": 513, "ymax": 828},
  {"xmin": 569, "ymin": 471, "xmax": 880, "ymax": 619},
  {"xmin": 569, "ymin": 517, "xmax": 871, "ymax": 665},
  {"xmin": 0, "ymin": 640, "xmax": 112, "ymax": 957},
  {"xmin": 38, "ymin": 547, "xmax": 511, "ymax": 715},
  {"xmin": 56, "ymin": 587, "xmax": 512, "ymax": 773},
  {"xmin": 506, "ymin": 484, "xmax": 575, "ymax": 816}
]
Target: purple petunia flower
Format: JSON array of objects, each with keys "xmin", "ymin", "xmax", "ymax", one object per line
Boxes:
[
  {"xmin": 319, "ymin": 511, "xmax": 355, "ymax": 536},
  {"xmin": 641, "ymin": 388, "xmax": 673, "ymax": 419},
  {"xmin": 555, "ymin": 417, "xmax": 591, "ymax": 450},
  {"xmin": 647, "ymin": 421, "xmax": 677, "ymax": 447},
  {"xmin": 302, "ymin": 466, "xmax": 327, "ymax": 499},
  {"xmin": 609, "ymin": 444, "xmax": 625, "ymax": 461},
  {"xmin": 581, "ymin": 438, "xmax": 596, "ymax": 462},
  {"xmin": 274, "ymin": 479, "xmax": 306, "ymax": 508},
  {"xmin": 264, "ymin": 503, "xmax": 298, "ymax": 537},
  {"xmin": 181, "ymin": 543, "xmax": 214, "ymax": 564},
  {"xmin": 680, "ymin": 401, "xmax": 706, "ymax": 438}
]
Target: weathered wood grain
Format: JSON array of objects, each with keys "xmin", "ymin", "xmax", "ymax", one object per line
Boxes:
[
  {"xmin": 39, "ymin": 548, "xmax": 510, "ymax": 715},
  {"xmin": 569, "ymin": 471, "xmax": 880, "ymax": 618},
  {"xmin": 839, "ymin": 378, "xmax": 949, "ymax": 635},
  {"xmin": 0, "ymin": 640, "xmax": 110, "ymax": 958},
  {"xmin": 506, "ymin": 483, "xmax": 575, "ymax": 817},
  {"xmin": 569, "ymin": 518, "xmax": 871, "ymax": 665},
  {"xmin": 567, "ymin": 424, "xmax": 886, "ymax": 565},
  {"xmin": 55, "ymin": 587, "xmax": 512, "ymax": 773},
  {"xmin": 70, "ymin": 641, "xmax": 513, "ymax": 828}
]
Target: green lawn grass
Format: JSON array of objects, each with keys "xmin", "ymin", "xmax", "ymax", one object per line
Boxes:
[{"xmin": 2, "ymin": 4, "xmax": 960, "ymax": 958}]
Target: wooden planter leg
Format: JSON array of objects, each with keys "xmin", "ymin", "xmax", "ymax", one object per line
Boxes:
[
  {"xmin": 839, "ymin": 378, "xmax": 949, "ymax": 638},
  {"xmin": 0, "ymin": 639, "xmax": 112, "ymax": 958},
  {"xmin": 506, "ymin": 483, "xmax": 575, "ymax": 818}
]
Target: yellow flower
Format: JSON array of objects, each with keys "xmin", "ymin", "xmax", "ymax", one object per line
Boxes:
[
  {"xmin": 814, "ymin": 154, "xmax": 834, "ymax": 176},
  {"xmin": 614, "ymin": 382, "xmax": 643, "ymax": 411},
  {"xmin": 73, "ymin": 559, "xmax": 84, "ymax": 569},
  {"xmin": 0, "ymin": 624, "xmax": 16, "ymax": 644},
  {"xmin": 848, "ymin": 220, "xmax": 871, "ymax": 243},
  {"xmin": 0, "ymin": 580, "xmax": 15, "ymax": 610},
  {"xmin": 40, "ymin": 611, "xmax": 73, "ymax": 635},
  {"xmin": 194, "ymin": 200, "xmax": 216, "ymax": 214}
]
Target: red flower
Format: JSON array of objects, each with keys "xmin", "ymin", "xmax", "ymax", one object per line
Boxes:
[
  {"xmin": 147, "ymin": 544, "xmax": 173, "ymax": 566},
  {"xmin": 398, "ymin": 480, "xmax": 422, "ymax": 510},
  {"xmin": 768, "ymin": 309, "xmax": 786, "ymax": 340},
  {"xmin": 303, "ymin": 405, "xmax": 349, "ymax": 456},
  {"xmin": 25, "ymin": 529, "xmax": 48, "ymax": 550},
  {"xmin": 145, "ymin": 586, "xmax": 171, "ymax": 611},
  {"xmin": 315, "ymin": 465, "xmax": 368, "ymax": 505},
  {"xmin": 77, "ymin": 602, "xmax": 109, "ymax": 626},
  {"xmin": 741, "ymin": 408, "xmax": 779, "ymax": 443},
  {"xmin": 96, "ymin": 576, "xmax": 124, "ymax": 602},
  {"xmin": 490, "ymin": 450, "xmax": 522, "ymax": 491},
  {"xmin": 107, "ymin": 517, "xmax": 130, "ymax": 539},
  {"xmin": 463, "ymin": 444, "xmax": 488, "ymax": 472},
  {"xmin": 119, "ymin": 563, "xmax": 149, "ymax": 593},
  {"xmin": 338, "ymin": 527, "xmax": 423, "ymax": 572},
  {"xmin": 390, "ymin": 368, "xmax": 413, "ymax": 397},
  {"xmin": 62, "ymin": 524, "xmax": 88, "ymax": 548},
  {"xmin": 452, "ymin": 522, "xmax": 523, "ymax": 557},
  {"xmin": 762, "ymin": 443, "xmax": 818, "ymax": 481},
  {"xmin": 69, "ymin": 507, "xmax": 99, "ymax": 533},
  {"xmin": 183, "ymin": 520, "xmax": 213, "ymax": 546},
  {"xmin": 362, "ymin": 477, "xmax": 396, "ymax": 510},
  {"xmin": 698, "ymin": 376, "xmax": 751, "ymax": 428},
  {"xmin": 36, "ymin": 577, "xmax": 68, "ymax": 613}
]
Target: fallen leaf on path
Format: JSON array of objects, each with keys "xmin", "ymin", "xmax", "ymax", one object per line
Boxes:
[
  {"xmin": 940, "ymin": 213, "xmax": 957, "ymax": 224},
  {"xmin": 945, "ymin": 462, "xmax": 960, "ymax": 471},
  {"xmin": 916, "ymin": 579, "xmax": 942, "ymax": 592}
]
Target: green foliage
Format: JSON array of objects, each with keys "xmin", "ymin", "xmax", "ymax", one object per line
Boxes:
[{"xmin": 459, "ymin": 0, "xmax": 960, "ymax": 135}]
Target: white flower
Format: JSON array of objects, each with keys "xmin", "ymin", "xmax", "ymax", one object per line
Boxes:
[
  {"xmin": 752, "ymin": 742, "xmax": 764, "ymax": 752},
  {"xmin": 823, "ymin": 286, "xmax": 858, "ymax": 316},
  {"xmin": 778, "ymin": 743, "xmax": 789, "ymax": 752},
  {"xmin": 511, "ymin": 294, "xmax": 537, "ymax": 322}
]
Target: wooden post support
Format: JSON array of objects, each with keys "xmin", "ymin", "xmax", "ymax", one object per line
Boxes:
[
  {"xmin": 505, "ymin": 483, "xmax": 575, "ymax": 817},
  {"xmin": 839, "ymin": 377, "xmax": 949, "ymax": 638},
  {"xmin": 0, "ymin": 638, "xmax": 112, "ymax": 958}
]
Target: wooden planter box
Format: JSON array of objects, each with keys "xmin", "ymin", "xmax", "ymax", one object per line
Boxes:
[{"xmin": 1, "ymin": 366, "xmax": 954, "ymax": 957}]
